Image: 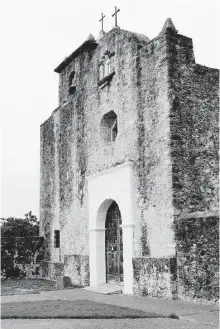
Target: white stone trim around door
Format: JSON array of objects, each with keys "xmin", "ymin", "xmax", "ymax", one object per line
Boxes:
[{"xmin": 86, "ymin": 162, "xmax": 134, "ymax": 294}]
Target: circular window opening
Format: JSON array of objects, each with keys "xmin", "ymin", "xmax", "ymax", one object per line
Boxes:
[{"xmin": 100, "ymin": 111, "xmax": 118, "ymax": 142}]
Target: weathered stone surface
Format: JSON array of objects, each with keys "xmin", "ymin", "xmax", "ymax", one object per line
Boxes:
[
  {"xmin": 133, "ymin": 257, "xmax": 177, "ymax": 299},
  {"xmin": 167, "ymin": 31, "xmax": 219, "ymax": 217},
  {"xmin": 64, "ymin": 255, "xmax": 89, "ymax": 286},
  {"xmin": 174, "ymin": 213, "xmax": 219, "ymax": 303},
  {"xmin": 40, "ymin": 24, "xmax": 219, "ymax": 301},
  {"xmin": 41, "ymin": 261, "xmax": 64, "ymax": 281},
  {"xmin": 160, "ymin": 18, "xmax": 178, "ymax": 35},
  {"xmin": 1, "ymin": 237, "xmax": 44, "ymax": 278},
  {"xmin": 41, "ymin": 28, "xmax": 176, "ymax": 268}
]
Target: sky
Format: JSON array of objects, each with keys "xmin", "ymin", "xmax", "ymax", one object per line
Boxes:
[{"xmin": 0, "ymin": 0, "xmax": 219, "ymax": 219}]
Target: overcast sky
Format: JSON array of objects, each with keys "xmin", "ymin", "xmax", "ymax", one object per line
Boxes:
[{"xmin": 1, "ymin": 0, "xmax": 219, "ymax": 219}]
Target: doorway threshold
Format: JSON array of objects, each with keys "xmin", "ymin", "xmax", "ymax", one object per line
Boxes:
[
  {"xmin": 108, "ymin": 281, "xmax": 124, "ymax": 286},
  {"xmin": 83, "ymin": 283, "xmax": 123, "ymax": 295}
]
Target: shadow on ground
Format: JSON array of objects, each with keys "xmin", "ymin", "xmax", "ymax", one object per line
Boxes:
[{"xmin": 1, "ymin": 300, "xmax": 179, "ymax": 319}]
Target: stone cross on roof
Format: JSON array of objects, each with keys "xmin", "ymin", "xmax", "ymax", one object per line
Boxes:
[
  {"xmin": 99, "ymin": 12, "xmax": 105, "ymax": 32},
  {"xmin": 112, "ymin": 6, "xmax": 120, "ymax": 27}
]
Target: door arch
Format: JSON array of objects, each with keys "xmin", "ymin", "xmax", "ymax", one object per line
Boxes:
[
  {"xmin": 105, "ymin": 201, "xmax": 123, "ymax": 283},
  {"xmin": 87, "ymin": 161, "xmax": 134, "ymax": 293}
]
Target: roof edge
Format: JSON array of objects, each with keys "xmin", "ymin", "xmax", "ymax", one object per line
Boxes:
[{"xmin": 54, "ymin": 40, "xmax": 98, "ymax": 73}]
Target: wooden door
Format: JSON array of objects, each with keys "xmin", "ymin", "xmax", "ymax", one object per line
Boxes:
[{"xmin": 105, "ymin": 201, "xmax": 123, "ymax": 283}]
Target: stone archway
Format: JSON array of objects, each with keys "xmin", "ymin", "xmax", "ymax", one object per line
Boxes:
[{"xmin": 86, "ymin": 162, "xmax": 134, "ymax": 294}]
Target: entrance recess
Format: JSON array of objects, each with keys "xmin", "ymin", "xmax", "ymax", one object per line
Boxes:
[
  {"xmin": 87, "ymin": 162, "xmax": 134, "ymax": 294},
  {"xmin": 105, "ymin": 201, "xmax": 123, "ymax": 283}
]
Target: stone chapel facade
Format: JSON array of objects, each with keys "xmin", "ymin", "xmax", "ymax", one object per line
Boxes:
[{"xmin": 40, "ymin": 19, "xmax": 219, "ymax": 301}]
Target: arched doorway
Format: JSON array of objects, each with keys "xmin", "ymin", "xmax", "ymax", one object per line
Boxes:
[
  {"xmin": 87, "ymin": 162, "xmax": 134, "ymax": 293},
  {"xmin": 105, "ymin": 201, "xmax": 123, "ymax": 284}
]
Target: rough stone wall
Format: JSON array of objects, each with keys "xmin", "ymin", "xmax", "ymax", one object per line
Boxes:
[
  {"xmin": 40, "ymin": 118, "xmax": 55, "ymax": 262},
  {"xmin": 132, "ymin": 32, "xmax": 175, "ymax": 258},
  {"xmin": 41, "ymin": 261, "xmax": 64, "ymax": 281},
  {"xmin": 85, "ymin": 29, "xmax": 175, "ymax": 259},
  {"xmin": 40, "ymin": 26, "xmax": 219, "ymax": 295},
  {"xmin": 40, "ymin": 95, "xmax": 90, "ymax": 274},
  {"xmin": 167, "ymin": 30, "xmax": 219, "ymax": 216},
  {"xmin": 174, "ymin": 213, "xmax": 219, "ymax": 303},
  {"xmin": 58, "ymin": 45, "xmax": 97, "ymax": 106},
  {"xmin": 40, "ymin": 48, "xmax": 93, "ymax": 281},
  {"xmin": 64, "ymin": 255, "xmax": 89, "ymax": 286},
  {"xmin": 1, "ymin": 237, "xmax": 44, "ymax": 278},
  {"xmin": 166, "ymin": 29, "xmax": 219, "ymax": 303},
  {"xmin": 41, "ymin": 28, "xmax": 177, "ymax": 283},
  {"xmin": 133, "ymin": 257, "xmax": 177, "ymax": 299}
]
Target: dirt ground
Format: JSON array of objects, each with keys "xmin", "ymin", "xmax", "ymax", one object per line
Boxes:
[{"xmin": 1, "ymin": 278, "xmax": 58, "ymax": 295}]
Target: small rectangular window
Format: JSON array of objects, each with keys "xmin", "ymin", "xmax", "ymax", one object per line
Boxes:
[{"xmin": 54, "ymin": 230, "xmax": 60, "ymax": 248}]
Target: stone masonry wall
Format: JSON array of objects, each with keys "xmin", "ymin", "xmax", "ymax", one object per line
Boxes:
[
  {"xmin": 1, "ymin": 237, "xmax": 44, "ymax": 278},
  {"xmin": 58, "ymin": 44, "xmax": 97, "ymax": 106},
  {"xmin": 133, "ymin": 257, "xmax": 177, "ymax": 299},
  {"xmin": 40, "ymin": 44, "xmax": 94, "ymax": 265},
  {"xmin": 40, "ymin": 26, "xmax": 219, "ymax": 293},
  {"xmin": 174, "ymin": 213, "xmax": 219, "ymax": 303},
  {"xmin": 85, "ymin": 29, "xmax": 175, "ymax": 259},
  {"xmin": 132, "ymin": 30, "xmax": 175, "ymax": 258},
  {"xmin": 41, "ymin": 261, "xmax": 64, "ymax": 281},
  {"xmin": 167, "ymin": 30, "xmax": 219, "ymax": 216},
  {"xmin": 64, "ymin": 255, "xmax": 89, "ymax": 286},
  {"xmin": 41, "ymin": 27, "xmax": 177, "ymax": 284},
  {"xmin": 40, "ymin": 118, "xmax": 55, "ymax": 262},
  {"xmin": 166, "ymin": 29, "xmax": 219, "ymax": 303}
]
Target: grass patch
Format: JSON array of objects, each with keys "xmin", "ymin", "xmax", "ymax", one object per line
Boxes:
[
  {"xmin": 1, "ymin": 300, "xmax": 176, "ymax": 319},
  {"xmin": 1, "ymin": 278, "xmax": 57, "ymax": 296}
]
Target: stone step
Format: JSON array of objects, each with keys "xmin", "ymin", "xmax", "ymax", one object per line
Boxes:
[{"xmin": 83, "ymin": 283, "xmax": 123, "ymax": 295}]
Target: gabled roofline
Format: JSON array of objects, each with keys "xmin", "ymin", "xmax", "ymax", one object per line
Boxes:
[{"xmin": 54, "ymin": 40, "xmax": 98, "ymax": 73}]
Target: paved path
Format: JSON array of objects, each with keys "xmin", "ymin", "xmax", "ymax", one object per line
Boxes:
[
  {"xmin": 1, "ymin": 318, "xmax": 216, "ymax": 329},
  {"xmin": 1, "ymin": 288, "xmax": 219, "ymax": 328}
]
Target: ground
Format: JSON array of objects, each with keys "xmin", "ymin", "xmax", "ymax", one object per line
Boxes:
[
  {"xmin": 1, "ymin": 278, "xmax": 57, "ymax": 295},
  {"xmin": 1, "ymin": 279, "xmax": 218, "ymax": 329},
  {"xmin": 1, "ymin": 318, "xmax": 208, "ymax": 329},
  {"xmin": 2, "ymin": 300, "xmax": 166, "ymax": 319},
  {"xmin": 1, "ymin": 279, "xmax": 174, "ymax": 319}
]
